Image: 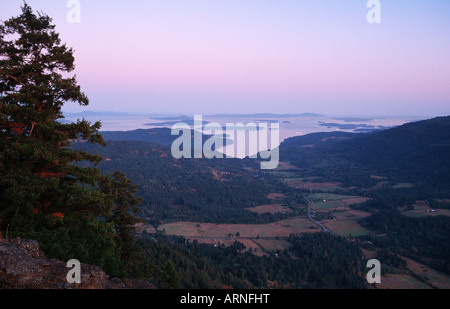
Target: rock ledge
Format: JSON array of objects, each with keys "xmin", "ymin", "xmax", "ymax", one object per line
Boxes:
[{"xmin": 0, "ymin": 239, "xmax": 155, "ymax": 289}]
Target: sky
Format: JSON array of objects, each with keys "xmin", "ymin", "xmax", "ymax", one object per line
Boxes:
[{"xmin": 1, "ymin": 0, "xmax": 450, "ymax": 117}]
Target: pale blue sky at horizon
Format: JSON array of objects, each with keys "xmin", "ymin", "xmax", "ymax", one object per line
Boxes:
[{"xmin": 1, "ymin": 0, "xmax": 450, "ymax": 117}]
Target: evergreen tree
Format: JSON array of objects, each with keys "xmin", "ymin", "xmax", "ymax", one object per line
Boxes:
[
  {"xmin": 103, "ymin": 171, "xmax": 143, "ymax": 268},
  {"xmin": 0, "ymin": 4, "xmax": 140, "ymax": 276}
]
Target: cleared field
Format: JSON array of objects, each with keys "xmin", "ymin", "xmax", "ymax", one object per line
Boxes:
[
  {"xmin": 158, "ymin": 216, "xmax": 319, "ymax": 238},
  {"xmin": 370, "ymin": 181, "xmax": 390, "ymax": 190},
  {"xmin": 402, "ymin": 256, "xmax": 450, "ymax": 289},
  {"xmin": 362, "ymin": 249, "xmax": 450, "ymax": 289},
  {"xmin": 377, "ymin": 274, "xmax": 431, "ymax": 289},
  {"xmin": 322, "ymin": 220, "xmax": 369, "ymax": 237},
  {"xmin": 371, "ymin": 182, "xmax": 415, "ymax": 190},
  {"xmin": 392, "ymin": 182, "xmax": 415, "ymax": 189},
  {"xmin": 269, "ymin": 171, "xmax": 298, "ymax": 178},
  {"xmin": 401, "ymin": 203, "xmax": 450, "ymax": 218},
  {"xmin": 267, "ymin": 193, "xmax": 286, "ymax": 200},
  {"xmin": 310, "ymin": 192, "xmax": 365, "ymax": 200},
  {"xmin": 253, "ymin": 238, "xmax": 292, "ymax": 252},
  {"xmin": 312, "ymin": 200, "xmax": 344, "ymax": 210},
  {"xmin": 330, "ymin": 209, "xmax": 372, "ymax": 221},
  {"xmin": 274, "ymin": 161, "xmax": 298, "ymax": 170},
  {"xmin": 246, "ymin": 204, "xmax": 293, "ymax": 214},
  {"xmin": 307, "ymin": 193, "xmax": 371, "ymax": 237},
  {"xmin": 341, "ymin": 197, "xmax": 370, "ymax": 206},
  {"xmin": 284, "ymin": 179, "xmax": 343, "ymax": 191},
  {"xmin": 309, "ymin": 193, "xmax": 369, "ymax": 210}
]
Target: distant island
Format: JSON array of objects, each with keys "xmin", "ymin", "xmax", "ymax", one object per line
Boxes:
[
  {"xmin": 63, "ymin": 111, "xmax": 147, "ymax": 117},
  {"xmin": 332, "ymin": 117, "xmax": 375, "ymax": 122},
  {"xmin": 63, "ymin": 112, "xmax": 324, "ymax": 121},
  {"xmin": 207, "ymin": 113, "xmax": 324, "ymax": 118},
  {"xmin": 144, "ymin": 113, "xmax": 324, "ymax": 127},
  {"xmin": 318, "ymin": 121, "xmax": 395, "ymax": 132}
]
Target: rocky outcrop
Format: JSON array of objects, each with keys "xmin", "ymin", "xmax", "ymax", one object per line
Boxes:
[{"xmin": 0, "ymin": 238, "xmax": 155, "ymax": 289}]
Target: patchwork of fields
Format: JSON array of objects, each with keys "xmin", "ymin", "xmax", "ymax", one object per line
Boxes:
[
  {"xmin": 154, "ymin": 174, "xmax": 373, "ymax": 251},
  {"xmin": 147, "ymin": 162, "xmax": 447, "ymax": 248},
  {"xmin": 139, "ymin": 160, "xmax": 450, "ymax": 288}
]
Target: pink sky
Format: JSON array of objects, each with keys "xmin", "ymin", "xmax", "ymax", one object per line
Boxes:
[{"xmin": 2, "ymin": 0, "xmax": 450, "ymax": 116}]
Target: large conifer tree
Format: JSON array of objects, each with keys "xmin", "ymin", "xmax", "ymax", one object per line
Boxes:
[{"xmin": 0, "ymin": 4, "xmax": 139, "ymax": 276}]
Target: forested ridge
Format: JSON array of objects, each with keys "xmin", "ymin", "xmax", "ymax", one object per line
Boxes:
[
  {"xmin": 132, "ymin": 233, "xmax": 368, "ymax": 289},
  {"xmin": 279, "ymin": 117, "xmax": 450, "ymax": 278},
  {"xmin": 359, "ymin": 207, "xmax": 450, "ymax": 274},
  {"xmin": 71, "ymin": 139, "xmax": 290, "ymax": 225},
  {"xmin": 280, "ymin": 116, "xmax": 450, "ymax": 191}
]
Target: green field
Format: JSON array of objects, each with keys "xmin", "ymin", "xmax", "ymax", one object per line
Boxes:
[
  {"xmin": 322, "ymin": 220, "xmax": 370, "ymax": 237},
  {"xmin": 309, "ymin": 193, "xmax": 369, "ymax": 210},
  {"xmin": 253, "ymin": 239, "xmax": 292, "ymax": 252},
  {"xmin": 402, "ymin": 206, "xmax": 450, "ymax": 218},
  {"xmin": 308, "ymin": 193, "xmax": 371, "ymax": 237},
  {"xmin": 392, "ymin": 183, "xmax": 415, "ymax": 189}
]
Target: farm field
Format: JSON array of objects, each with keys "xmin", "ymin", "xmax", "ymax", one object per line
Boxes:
[
  {"xmin": 157, "ymin": 216, "xmax": 319, "ymax": 239},
  {"xmin": 188, "ymin": 237, "xmax": 290, "ymax": 256},
  {"xmin": 246, "ymin": 203, "xmax": 293, "ymax": 214},
  {"xmin": 392, "ymin": 182, "xmax": 415, "ymax": 189},
  {"xmin": 283, "ymin": 178, "xmax": 343, "ymax": 192},
  {"xmin": 402, "ymin": 256, "xmax": 450, "ymax": 289},
  {"xmin": 143, "ymin": 189, "xmax": 374, "ymax": 256},
  {"xmin": 321, "ymin": 208, "xmax": 372, "ymax": 238},
  {"xmin": 309, "ymin": 193, "xmax": 370, "ymax": 210},
  {"xmin": 401, "ymin": 201, "xmax": 450, "ymax": 218},
  {"xmin": 272, "ymin": 163, "xmax": 345, "ymax": 192},
  {"xmin": 376, "ymin": 274, "xmax": 432, "ymax": 289},
  {"xmin": 322, "ymin": 220, "xmax": 369, "ymax": 237},
  {"xmin": 267, "ymin": 193, "xmax": 287, "ymax": 200},
  {"xmin": 362, "ymin": 248, "xmax": 450, "ymax": 289},
  {"xmin": 375, "ymin": 256, "xmax": 450, "ymax": 289},
  {"xmin": 308, "ymin": 193, "xmax": 371, "ymax": 237}
]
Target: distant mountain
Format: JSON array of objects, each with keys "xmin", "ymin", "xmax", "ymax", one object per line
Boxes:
[
  {"xmin": 100, "ymin": 127, "xmax": 232, "ymax": 150},
  {"xmin": 280, "ymin": 116, "xmax": 450, "ymax": 190},
  {"xmin": 317, "ymin": 121, "xmax": 395, "ymax": 132},
  {"xmin": 144, "ymin": 113, "xmax": 324, "ymax": 127},
  {"xmin": 208, "ymin": 113, "xmax": 324, "ymax": 118},
  {"xmin": 64, "ymin": 112, "xmax": 324, "ymax": 119},
  {"xmin": 147, "ymin": 115, "xmax": 192, "ymax": 121},
  {"xmin": 64, "ymin": 111, "xmax": 147, "ymax": 117},
  {"xmin": 100, "ymin": 128, "xmax": 178, "ymax": 146}
]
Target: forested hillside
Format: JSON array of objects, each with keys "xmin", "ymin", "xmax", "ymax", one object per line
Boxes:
[
  {"xmin": 280, "ymin": 116, "xmax": 450, "ymax": 193},
  {"xmin": 71, "ymin": 139, "xmax": 289, "ymax": 225},
  {"xmin": 279, "ymin": 116, "xmax": 450, "ymax": 279},
  {"xmin": 132, "ymin": 232, "xmax": 367, "ymax": 289}
]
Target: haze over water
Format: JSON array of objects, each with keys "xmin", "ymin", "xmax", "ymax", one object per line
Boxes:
[{"xmin": 64, "ymin": 112, "xmax": 424, "ymax": 142}]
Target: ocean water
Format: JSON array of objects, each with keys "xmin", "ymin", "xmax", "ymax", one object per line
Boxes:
[
  {"xmin": 63, "ymin": 113, "xmax": 427, "ymax": 161},
  {"xmin": 64, "ymin": 113, "xmax": 424, "ymax": 142}
]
